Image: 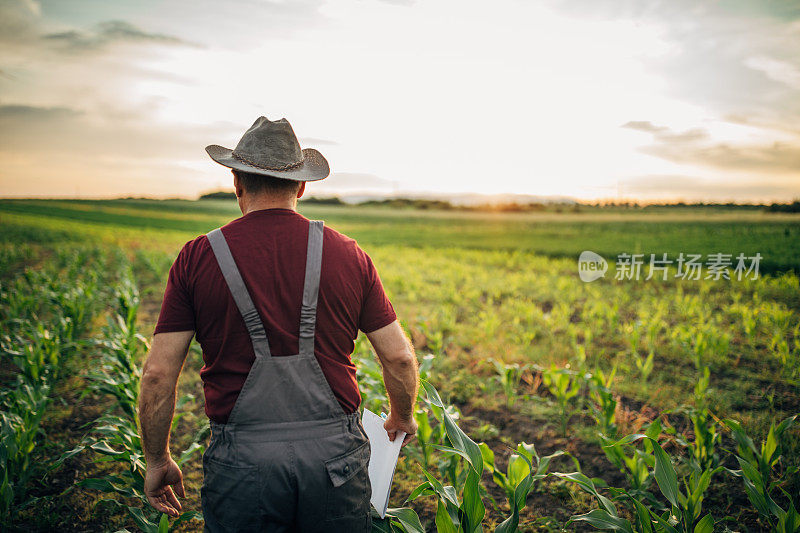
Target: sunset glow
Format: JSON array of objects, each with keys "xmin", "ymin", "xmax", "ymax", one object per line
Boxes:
[{"xmin": 1, "ymin": 0, "xmax": 798, "ymax": 202}]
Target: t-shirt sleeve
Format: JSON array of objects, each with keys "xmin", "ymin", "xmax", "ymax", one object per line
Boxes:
[
  {"xmin": 357, "ymin": 249, "xmax": 397, "ymax": 333},
  {"xmin": 154, "ymin": 242, "xmax": 196, "ymax": 335}
]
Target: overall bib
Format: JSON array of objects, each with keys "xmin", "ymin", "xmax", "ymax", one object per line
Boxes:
[{"xmin": 201, "ymin": 220, "xmax": 372, "ymax": 532}]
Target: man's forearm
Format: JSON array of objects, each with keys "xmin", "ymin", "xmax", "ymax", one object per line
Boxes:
[
  {"xmin": 138, "ymin": 331, "xmax": 193, "ymax": 465},
  {"xmin": 382, "ymin": 355, "xmax": 419, "ymax": 420},
  {"xmin": 139, "ymin": 373, "xmax": 178, "ymax": 465},
  {"xmin": 366, "ymin": 321, "xmax": 420, "ymax": 421}
]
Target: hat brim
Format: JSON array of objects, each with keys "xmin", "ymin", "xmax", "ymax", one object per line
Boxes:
[{"xmin": 205, "ymin": 145, "xmax": 329, "ymax": 182}]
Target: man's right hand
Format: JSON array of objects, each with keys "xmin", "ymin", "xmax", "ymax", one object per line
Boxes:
[{"xmin": 383, "ymin": 412, "xmax": 418, "ymax": 447}]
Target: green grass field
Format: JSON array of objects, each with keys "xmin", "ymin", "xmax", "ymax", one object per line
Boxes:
[
  {"xmin": 1, "ymin": 199, "xmax": 799, "ymax": 532},
  {"xmin": 2, "ymin": 199, "xmax": 798, "ymax": 273}
]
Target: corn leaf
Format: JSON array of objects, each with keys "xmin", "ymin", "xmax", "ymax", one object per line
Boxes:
[{"xmin": 646, "ymin": 437, "xmax": 680, "ymax": 508}]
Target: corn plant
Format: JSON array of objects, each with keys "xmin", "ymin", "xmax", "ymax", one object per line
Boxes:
[
  {"xmin": 588, "ymin": 366, "xmax": 617, "ymax": 438},
  {"xmin": 560, "ymin": 435, "xmax": 717, "ymax": 533},
  {"xmin": 0, "ymin": 254, "xmax": 100, "ymax": 525},
  {"xmin": 541, "ymin": 365, "xmax": 583, "ymax": 436},
  {"xmin": 492, "ymin": 443, "xmax": 560, "ymax": 533},
  {"xmin": 426, "ymin": 402, "xmax": 466, "ymax": 488},
  {"xmin": 410, "ymin": 407, "xmax": 435, "ymax": 469},
  {"xmin": 0, "ymin": 379, "xmax": 50, "ymax": 520},
  {"xmin": 674, "ymin": 368, "xmax": 721, "ymax": 472},
  {"xmin": 635, "ymin": 350, "xmax": 655, "ymax": 384},
  {"xmin": 480, "ymin": 441, "xmax": 566, "ymax": 513},
  {"xmin": 601, "ymin": 421, "xmax": 661, "ymax": 495},
  {"xmin": 672, "ymin": 324, "xmax": 730, "ymax": 371},
  {"xmin": 405, "ymin": 380, "xmax": 486, "ymax": 532},
  {"xmin": 724, "ymin": 414, "xmax": 799, "ymax": 532},
  {"xmin": 489, "ymin": 359, "xmax": 526, "ymax": 408},
  {"xmin": 1, "ymin": 324, "xmax": 62, "ymax": 385},
  {"xmin": 553, "ymin": 471, "xmax": 634, "ymax": 531},
  {"xmin": 770, "ymin": 328, "xmax": 800, "ymax": 383},
  {"xmin": 63, "ymin": 275, "xmax": 203, "ymax": 532},
  {"xmin": 372, "ymin": 507, "xmax": 425, "ymax": 533},
  {"xmin": 406, "ymin": 382, "xmax": 444, "ymax": 471},
  {"xmin": 397, "ymin": 380, "xmax": 570, "ymax": 532},
  {"xmin": 417, "ymin": 320, "xmax": 447, "ymax": 355}
]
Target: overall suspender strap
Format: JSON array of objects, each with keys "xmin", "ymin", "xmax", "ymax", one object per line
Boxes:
[
  {"xmin": 206, "ymin": 228, "xmax": 271, "ymax": 359},
  {"xmin": 299, "ymin": 220, "xmax": 324, "ymax": 355}
]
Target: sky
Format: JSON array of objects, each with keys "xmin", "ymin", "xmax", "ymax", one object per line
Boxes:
[{"xmin": 0, "ymin": 0, "xmax": 798, "ymax": 202}]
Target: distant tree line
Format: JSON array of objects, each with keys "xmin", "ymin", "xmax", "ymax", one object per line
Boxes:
[
  {"xmin": 198, "ymin": 191, "xmax": 236, "ymax": 200},
  {"xmin": 198, "ymin": 190, "xmax": 800, "ymax": 213},
  {"xmin": 766, "ymin": 200, "xmax": 800, "ymax": 213}
]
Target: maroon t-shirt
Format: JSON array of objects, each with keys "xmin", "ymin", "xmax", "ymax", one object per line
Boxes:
[{"xmin": 154, "ymin": 208, "xmax": 397, "ymax": 423}]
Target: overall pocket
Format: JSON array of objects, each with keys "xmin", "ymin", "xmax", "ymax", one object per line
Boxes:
[
  {"xmin": 201, "ymin": 454, "xmax": 260, "ymax": 531},
  {"xmin": 323, "ymin": 439, "xmax": 371, "ymax": 520}
]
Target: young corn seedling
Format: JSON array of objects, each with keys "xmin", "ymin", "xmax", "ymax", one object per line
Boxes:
[
  {"xmin": 423, "ymin": 398, "xmax": 465, "ymax": 487},
  {"xmin": 626, "ymin": 321, "xmax": 642, "ymax": 359},
  {"xmin": 489, "ymin": 359, "xmax": 525, "ymax": 408},
  {"xmin": 480, "ymin": 441, "xmax": 567, "ymax": 513},
  {"xmin": 600, "ymin": 421, "xmax": 660, "ymax": 496},
  {"xmin": 0, "ymin": 379, "xmax": 51, "ymax": 522},
  {"xmin": 398, "ymin": 381, "xmax": 572, "ymax": 533},
  {"xmin": 588, "ymin": 366, "xmax": 618, "ymax": 439},
  {"xmin": 637, "ymin": 313, "xmax": 661, "ymax": 385},
  {"xmin": 0, "ymin": 254, "xmax": 100, "ymax": 525},
  {"xmin": 635, "ymin": 350, "xmax": 655, "ymax": 385},
  {"xmin": 553, "ymin": 471, "xmax": 635, "ymax": 532},
  {"xmin": 674, "ymin": 368, "xmax": 721, "ymax": 472},
  {"xmin": 724, "ymin": 414, "xmax": 799, "ymax": 532},
  {"xmin": 561, "ymin": 435, "xmax": 717, "ymax": 533},
  {"xmin": 410, "ymin": 407, "xmax": 435, "ymax": 470},
  {"xmin": 406, "ymin": 380, "xmax": 486, "ymax": 533},
  {"xmin": 404, "ymin": 355, "xmax": 437, "ymax": 469},
  {"xmin": 541, "ymin": 365, "xmax": 584, "ymax": 436},
  {"xmin": 672, "ymin": 324, "xmax": 729, "ymax": 372},
  {"xmin": 417, "ymin": 320, "xmax": 446, "ymax": 355},
  {"xmin": 491, "ymin": 443, "xmax": 567, "ymax": 533},
  {"xmin": 63, "ymin": 276, "xmax": 204, "ymax": 532}
]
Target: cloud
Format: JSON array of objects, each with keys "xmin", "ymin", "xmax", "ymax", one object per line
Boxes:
[
  {"xmin": 620, "ymin": 174, "xmax": 800, "ymax": 201},
  {"xmin": 723, "ymin": 113, "xmax": 800, "ymax": 136},
  {"xmin": 0, "ymin": 101, "xmax": 230, "ymax": 165},
  {"xmin": 552, "ymin": 0, "xmax": 800, "ymax": 126},
  {"xmin": 43, "ymin": 20, "xmax": 196, "ymax": 51},
  {"xmin": 0, "ymin": 0, "xmax": 41, "ymax": 44},
  {"xmin": 0, "ymin": 100, "xmax": 241, "ymax": 197},
  {"xmin": 0, "ymin": 102, "xmax": 83, "ymax": 120},
  {"xmin": 622, "ymin": 121, "xmax": 709, "ymax": 143},
  {"xmin": 744, "ymin": 55, "xmax": 800, "ymax": 89},
  {"xmin": 621, "ymin": 121, "xmax": 665, "ymax": 134},
  {"xmin": 624, "ymin": 120, "xmax": 800, "ymax": 174}
]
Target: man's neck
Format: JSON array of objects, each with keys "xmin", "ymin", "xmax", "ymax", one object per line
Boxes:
[{"xmin": 240, "ymin": 196, "xmax": 297, "ymax": 215}]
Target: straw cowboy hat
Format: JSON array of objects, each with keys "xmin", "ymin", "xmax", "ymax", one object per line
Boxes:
[{"xmin": 206, "ymin": 116, "xmax": 330, "ymax": 181}]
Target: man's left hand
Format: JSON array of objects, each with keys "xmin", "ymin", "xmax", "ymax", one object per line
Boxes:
[{"xmin": 144, "ymin": 456, "xmax": 185, "ymax": 517}]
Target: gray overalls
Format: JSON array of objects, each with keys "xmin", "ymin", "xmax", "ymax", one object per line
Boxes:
[{"xmin": 200, "ymin": 220, "xmax": 372, "ymax": 532}]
